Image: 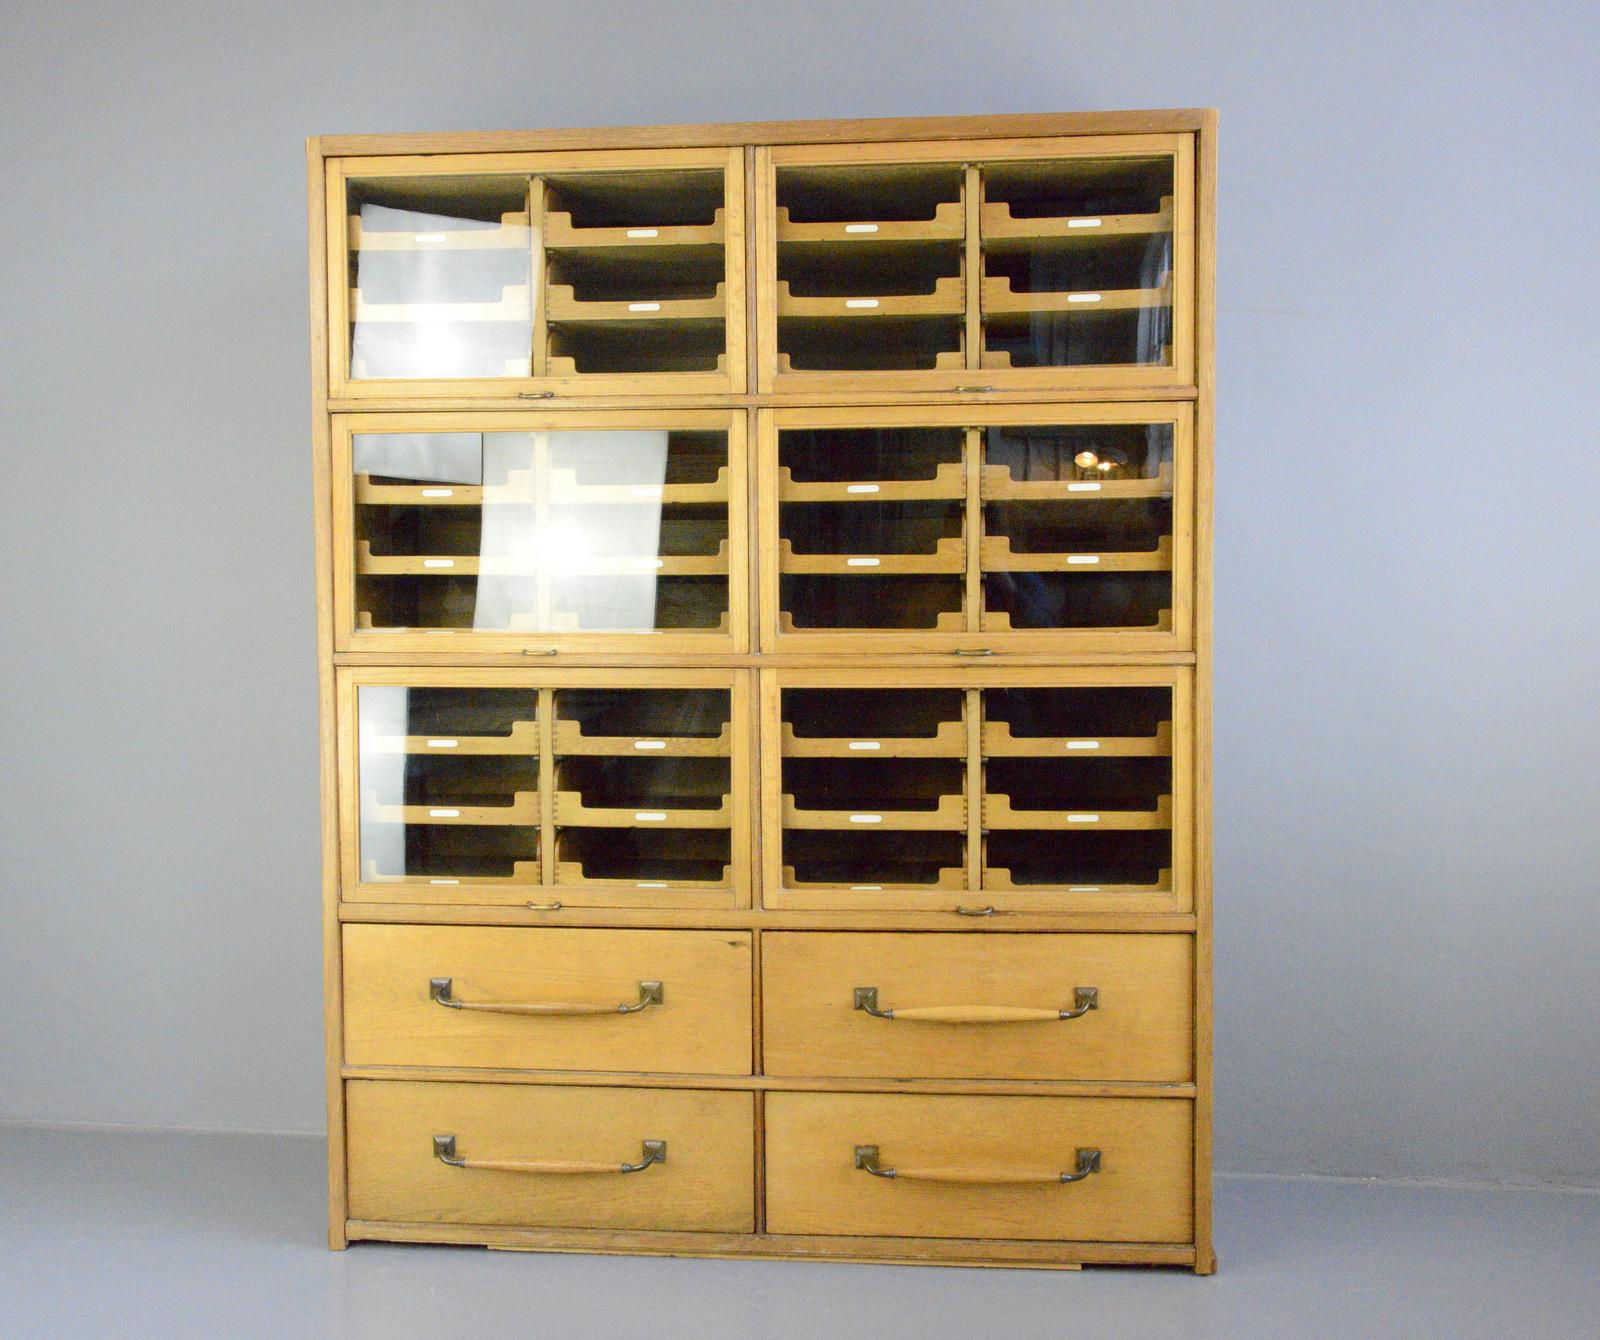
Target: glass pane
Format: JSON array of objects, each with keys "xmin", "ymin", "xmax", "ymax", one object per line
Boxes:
[
  {"xmin": 552, "ymin": 688, "xmax": 732, "ymax": 889},
  {"xmin": 357, "ymin": 686, "xmax": 541, "ymax": 887},
  {"xmin": 543, "ymin": 170, "xmax": 727, "ymax": 375},
  {"xmin": 982, "ymin": 687, "xmax": 1173, "ymax": 894},
  {"xmin": 352, "ymin": 428, "xmax": 730, "ymax": 636},
  {"xmin": 775, "ymin": 165, "xmax": 965, "ymax": 372},
  {"xmin": 777, "ymin": 426, "xmax": 966, "ymax": 632},
  {"xmin": 348, "ymin": 176, "xmax": 533, "ymax": 380},
  {"xmin": 780, "ymin": 688, "xmax": 967, "ymax": 890},
  {"xmin": 981, "ymin": 421, "xmax": 1174, "ymax": 632},
  {"xmin": 980, "ymin": 156, "xmax": 1175, "ymax": 369}
]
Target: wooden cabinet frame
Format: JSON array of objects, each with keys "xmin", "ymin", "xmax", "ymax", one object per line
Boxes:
[
  {"xmin": 310, "ymin": 109, "xmax": 1216, "ymax": 1273},
  {"xmin": 330, "ymin": 409, "xmax": 749, "ymax": 656},
  {"xmin": 336, "ymin": 666, "xmax": 752, "ymax": 908},
  {"xmin": 757, "ymin": 402, "xmax": 1193, "ymax": 655},
  {"xmin": 326, "ymin": 147, "xmax": 746, "ymax": 401}
]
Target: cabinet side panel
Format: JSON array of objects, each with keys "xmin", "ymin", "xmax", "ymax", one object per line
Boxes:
[
  {"xmin": 1191, "ymin": 116, "xmax": 1217, "ymax": 1275},
  {"xmin": 308, "ymin": 139, "xmax": 348, "ymax": 1249}
]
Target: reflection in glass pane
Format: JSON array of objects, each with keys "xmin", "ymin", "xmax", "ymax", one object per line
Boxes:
[
  {"xmin": 357, "ymin": 686, "xmax": 542, "ymax": 887},
  {"xmin": 982, "ymin": 422, "xmax": 1174, "ymax": 631},
  {"xmin": 981, "ymin": 156, "xmax": 1175, "ymax": 369},
  {"xmin": 779, "ymin": 688, "xmax": 967, "ymax": 892},
  {"xmin": 981, "ymin": 686, "xmax": 1174, "ymax": 894},
  {"xmin": 552, "ymin": 687, "xmax": 733, "ymax": 889},
  {"xmin": 352, "ymin": 429, "xmax": 730, "ymax": 635},
  {"xmin": 774, "ymin": 165, "xmax": 965, "ymax": 373},
  {"xmin": 777, "ymin": 427, "xmax": 966, "ymax": 632},
  {"xmin": 347, "ymin": 177, "xmax": 534, "ymax": 380}
]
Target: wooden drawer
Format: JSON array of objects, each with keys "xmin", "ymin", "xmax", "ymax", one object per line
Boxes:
[
  {"xmin": 346, "ymin": 1080, "xmax": 755, "ymax": 1231},
  {"xmin": 762, "ymin": 932, "xmax": 1192, "ymax": 1081},
  {"xmin": 342, "ymin": 926, "xmax": 752, "ymax": 1075},
  {"xmin": 765, "ymin": 1092, "xmax": 1191, "ymax": 1242}
]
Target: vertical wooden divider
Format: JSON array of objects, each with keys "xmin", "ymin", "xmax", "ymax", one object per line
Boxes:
[
  {"xmin": 537, "ymin": 687, "xmax": 556, "ymax": 889},
  {"xmin": 963, "ymin": 425, "xmax": 983, "ymax": 631},
  {"xmin": 963, "ymin": 164, "xmax": 983, "ymax": 370},
  {"xmin": 965, "ymin": 686, "xmax": 984, "ymax": 891},
  {"xmin": 528, "ymin": 176, "xmax": 548, "ymax": 378}
]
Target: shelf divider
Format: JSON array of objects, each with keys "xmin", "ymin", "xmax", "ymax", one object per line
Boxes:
[
  {"xmin": 963, "ymin": 426, "xmax": 982, "ymax": 631},
  {"xmin": 538, "ymin": 687, "xmax": 556, "ymax": 889},
  {"xmin": 529, "ymin": 176, "xmax": 549, "ymax": 378},
  {"xmin": 965, "ymin": 687, "xmax": 983, "ymax": 891},
  {"xmin": 963, "ymin": 164, "xmax": 982, "ymax": 370}
]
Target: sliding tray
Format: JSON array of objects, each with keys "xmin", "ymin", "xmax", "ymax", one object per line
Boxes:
[
  {"xmin": 340, "ymin": 669, "xmax": 750, "ymax": 908},
  {"xmin": 760, "ymin": 667, "xmax": 1192, "ymax": 915},
  {"xmin": 333, "ymin": 409, "xmax": 746, "ymax": 655},
  {"xmin": 755, "ymin": 133, "xmax": 1194, "ymax": 395},
  {"xmin": 759, "ymin": 402, "xmax": 1192, "ymax": 654},
  {"xmin": 326, "ymin": 147, "xmax": 744, "ymax": 399}
]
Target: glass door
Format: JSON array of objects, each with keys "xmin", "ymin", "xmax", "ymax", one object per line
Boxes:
[
  {"xmin": 759, "ymin": 404, "xmax": 1190, "ymax": 653},
  {"xmin": 756, "ymin": 134, "xmax": 1193, "ymax": 394},
  {"xmin": 328, "ymin": 148, "xmax": 744, "ymax": 398},
  {"xmin": 334, "ymin": 410, "xmax": 746, "ymax": 654},
  {"xmin": 342, "ymin": 670, "xmax": 749, "ymax": 907},
  {"xmin": 761, "ymin": 668, "xmax": 1189, "ymax": 914}
]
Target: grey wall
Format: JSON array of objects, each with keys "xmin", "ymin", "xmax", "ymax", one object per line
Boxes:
[{"xmin": 1, "ymin": 0, "xmax": 1596, "ymax": 1188}]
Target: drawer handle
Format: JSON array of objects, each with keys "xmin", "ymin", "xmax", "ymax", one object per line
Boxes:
[
  {"xmin": 433, "ymin": 1134, "xmax": 666, "ymax": 1175},
  {"xmin": 853, "ymin": 1144, "xmax": 1101, "ymax": 1185},
  {"xmin": 853, "ymin": 985, "xmax": 1098, "ymax": 1022},
  {"xmin": 429, "ymin": 977, "xmax": 664, "ymax": 1015}
]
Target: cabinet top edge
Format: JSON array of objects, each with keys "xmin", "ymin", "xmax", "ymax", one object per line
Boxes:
[{"xmin": 307, "ymin": 109, "xmax": 1217, "ymax": 159}]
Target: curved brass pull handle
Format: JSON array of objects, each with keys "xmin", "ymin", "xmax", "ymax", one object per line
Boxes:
[
  {"xmin": 434, "ymin": 1135, "xmax": 665, "ymax": 1174},
  {"xmin": 854, "ymin": 1145, "xmax": 1101, "ymax": 1184},
  {"xmin": 854, "ymin": 986, "xmax": 1097, "ymax": 1022},
  {"xmin": 954, "ymin": 905, "xmax": 997, "ymax": 917},
  {"xmin": 430, "ymin": 978, "xmax": 664, "ymax": 1015}
]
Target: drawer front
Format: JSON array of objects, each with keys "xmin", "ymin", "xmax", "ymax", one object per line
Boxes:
[
  {"xmin": 765, "ymin": 1092, "xmax": 1192, "ymax": 1242},
  {"xmin": 343, "ymin": 926, "xmax": 752, "ymax": 1075},
  {"xmin": 762, "ymin": 932, "xmax": 1192, "ymax": 1081},
  {"xmin": 346, "ymin": 1080, "xmax": 755, "ymax": 1232}
]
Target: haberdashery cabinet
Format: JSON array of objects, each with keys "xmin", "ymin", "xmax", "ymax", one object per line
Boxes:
[{"xmin": 310, "ymin": 108, "xmax": 1215, "ymax": 1272}]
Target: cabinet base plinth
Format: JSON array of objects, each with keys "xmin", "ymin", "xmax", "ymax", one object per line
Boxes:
[{"xmin": 347, "ymin": 1220, "xmax": 1196, "ymax": 1270}]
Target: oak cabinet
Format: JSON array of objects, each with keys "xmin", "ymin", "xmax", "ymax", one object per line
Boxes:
[{"xmin": 312, "ymin": 109, "xmax": 1214, "ymax": 1273}]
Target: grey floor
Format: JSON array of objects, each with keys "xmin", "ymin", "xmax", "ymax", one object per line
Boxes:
[{"xmin": 2, "ymin": 1127, "xmax": 1596, "ymax": 1339}]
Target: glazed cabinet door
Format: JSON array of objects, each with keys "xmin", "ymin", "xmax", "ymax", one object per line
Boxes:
[
  {"xmin": 755, "ymin": 134, "xmax": 1193, "ymax": 394},
  {"xmin": 339, "ymin": 669, "xmax": 750, "ymax": 907},
  {"xmin": 327, "ymin": 148, "xmax": 745, "ymax": 398},
  {"xmin": 759, "ymin": 404, "xmax": 1190, "ymax": 653},
  {"xmin": 760, "ymin": 668, "xmax": 1190, "ymax": 914},
  {"xmin": 332, "ymin": 410, "xmax": 746, "ymax": 654}
]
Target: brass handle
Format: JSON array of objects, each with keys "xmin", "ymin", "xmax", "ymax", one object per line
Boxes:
[
  {"xmin": 520, "ymin": 648, "xmax": 559, "ymax": 656},
  {"xmin": 954, "ymin": 904, "xmax": 997, "ymax": 917},
  {"xmin": 434, "ymin": 1135, "xmax": 665, "ymax": 1174},
  {"xmin": 854, "ymin": 985, "xmax": 1097, "ymax": 1022},
  {"xmin": 430, "ymin": 977, "xmax": 663, "ymax": 1015},
  {"xmin": 854, "ymin": 1145, "xmax": 1101, "ymax": 1184}
]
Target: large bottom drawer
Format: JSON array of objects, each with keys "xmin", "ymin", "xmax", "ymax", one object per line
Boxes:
[
  {"xmin": 342, "ymin": 924, "xmax": 753, "ymax": 1075},
  {"xmin": 762, "ymin": 932, "xmax": 1193, "ymax": 1081},
  {"xmin": 346, "ymin": 1080, "xmax": 755, "ymax": 1232},
  {"xmin": 765, "ymin": 1092, "xmax": 1192, "ymax": 1243}
]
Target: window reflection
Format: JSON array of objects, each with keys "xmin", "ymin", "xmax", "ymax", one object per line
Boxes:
[{"xmin": 352, "ymin": 430, "xmax": 730, "ymax": 635}]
